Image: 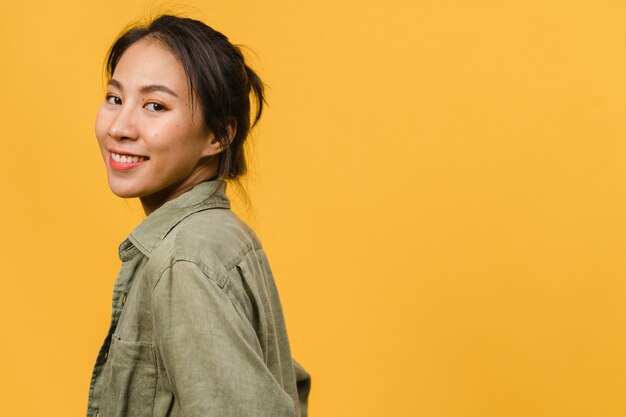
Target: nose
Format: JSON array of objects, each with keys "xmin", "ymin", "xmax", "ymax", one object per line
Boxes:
[{"xmin": 107, "ymin": 107, "xmax": 138, "ymax": 141}]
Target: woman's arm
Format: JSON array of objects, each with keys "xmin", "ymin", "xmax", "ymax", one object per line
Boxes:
[{"xmin": 152, "ymin": 259, "xmax": 297, "ymax": 417}]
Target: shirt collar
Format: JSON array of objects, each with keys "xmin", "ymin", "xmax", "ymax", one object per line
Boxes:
[{"xmin": 118, "ymin": 180, "xmax": 230, "ymax": 260}]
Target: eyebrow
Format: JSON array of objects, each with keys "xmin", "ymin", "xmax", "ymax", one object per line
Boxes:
[{"xmin": 108, "ymin": 79, "xmax": 179, "ymax": 98}]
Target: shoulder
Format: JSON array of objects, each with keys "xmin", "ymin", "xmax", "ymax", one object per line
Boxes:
[{"xmin": 149, "ymin": 208, "xmax": 262, "ymax": 283}]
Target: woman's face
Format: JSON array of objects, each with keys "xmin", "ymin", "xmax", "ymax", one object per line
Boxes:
[{"xmin": 95, "ymin": 38, "xmax": 221, "ymax": 212}]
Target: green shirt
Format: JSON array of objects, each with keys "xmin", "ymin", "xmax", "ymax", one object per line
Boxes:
[{"xmin": 87, "ymin": 180, "xmax": 310, "ymax": 417}]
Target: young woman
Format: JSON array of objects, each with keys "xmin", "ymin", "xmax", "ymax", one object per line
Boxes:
[{"xmin": 86, "ymin": 15, "xmax": 310, "ymax": 417}]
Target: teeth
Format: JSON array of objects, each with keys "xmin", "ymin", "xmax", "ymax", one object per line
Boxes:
[{"xmin": 111, "ymin": 152, "xmax": 147, "ymax": 163}]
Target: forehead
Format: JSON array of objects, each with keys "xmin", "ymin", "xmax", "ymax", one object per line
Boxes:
[{"xmin": 112, "ymin": 38, "xmax": 188, "ymax": 93}]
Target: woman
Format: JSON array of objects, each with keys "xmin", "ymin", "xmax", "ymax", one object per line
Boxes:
[{"xmin": 86, "ymin": 15, "xmax": 310, "ymax": 417}]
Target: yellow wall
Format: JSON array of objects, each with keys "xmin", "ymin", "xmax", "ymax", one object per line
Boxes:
[{"xmin": 1, "ymin": 1, "xmax": 625, "ymax": 416}]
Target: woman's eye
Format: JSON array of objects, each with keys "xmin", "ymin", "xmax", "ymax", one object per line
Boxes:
[
  {"xmin": 106, "ymin": 95, "xmax": 122, "ymax": 105},
  {"xmin": 145, "ymin": 102, "xmax": 167, "ymax": 112},
  {"xmin": 105, "ymin": 95, "xmax": 122, "ymax": 105}
]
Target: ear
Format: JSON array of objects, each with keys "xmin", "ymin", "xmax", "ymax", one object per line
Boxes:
[
  {"xmin": 200, "ymin": 122, "xmax": 237, "ymax": 157},
  {"xmin": 200, "ymin": 131, "xmax": 222, "ymax": 157}
]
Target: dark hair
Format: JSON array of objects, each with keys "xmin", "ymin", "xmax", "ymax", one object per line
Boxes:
[{"xmin": 105, "ymin": 15, "xmax": 265, "ymax": 179}]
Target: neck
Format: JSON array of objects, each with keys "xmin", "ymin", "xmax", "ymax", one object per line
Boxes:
[
  {"xmin": 140, "ymin": 180, "xmax": 207, "ymax": 215},
  {"xmin": 140, "ymin": 167, "xmax": 219, "ymax": 215}
]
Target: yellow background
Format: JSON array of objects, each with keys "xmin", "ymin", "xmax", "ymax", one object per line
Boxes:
[{"xmin": 1, "ymin": 1, "xmax": 625, "ymax": 416}]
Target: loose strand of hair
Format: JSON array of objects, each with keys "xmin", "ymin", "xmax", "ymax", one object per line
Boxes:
[{"xmin": 244, "ymin": 65, "xmax": 266, "ymax": 127}]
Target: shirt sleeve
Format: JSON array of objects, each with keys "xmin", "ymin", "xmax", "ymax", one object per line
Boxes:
[
  {"xmin": 293, "ymin": 359, "xmax": 311, "ymax": 417},
  {"xmin": 151, "ymin": 259, "xmax": 297, "ymax": 417}
]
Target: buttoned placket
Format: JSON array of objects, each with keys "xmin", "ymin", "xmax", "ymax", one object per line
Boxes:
[{"xmin": 87, "ymin": 242, "xmax": 142, "ymax": 417}]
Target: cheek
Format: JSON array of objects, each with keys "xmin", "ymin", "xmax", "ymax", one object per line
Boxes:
[
  {"xmin": 94, "ymin": 107, "xmax": 109, "ymax": 145},
  {"xmin": 145, "ymin": 123, "xmax": 187, "ymax": 153}
]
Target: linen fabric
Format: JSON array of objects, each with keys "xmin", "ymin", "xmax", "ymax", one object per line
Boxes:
[{"xmin": 86, "ymin": 180, "xmax": 310, "ymax": 417}]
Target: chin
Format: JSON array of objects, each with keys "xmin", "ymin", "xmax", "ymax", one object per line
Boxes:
[
  {"xmin": 107, "ymin": 180, "xmax": 143, "ymax": 199},
  {"xmin": 109, "ymin": 188, "xmax": 140, "ymax": 199}
]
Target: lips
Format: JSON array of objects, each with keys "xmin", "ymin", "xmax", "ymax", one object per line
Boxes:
[{"xmin": 108, "ymin": 150, "xmax": 149, "ymax": 171}]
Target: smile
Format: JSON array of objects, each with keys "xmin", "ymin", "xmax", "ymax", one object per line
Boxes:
[
  {"xmin": 109, "ymin": 151, "xmax": 149, "ymax": 171},
  {"xmin": 111, "ymin": 151, "xmax": 149, "ymax": 163}
]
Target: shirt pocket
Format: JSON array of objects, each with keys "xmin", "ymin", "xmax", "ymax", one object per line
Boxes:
[{"xmin": 100, "ymin": 336, "xmax": 157, "ymax": 417}]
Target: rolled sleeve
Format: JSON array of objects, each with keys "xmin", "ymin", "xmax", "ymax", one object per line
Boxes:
[{"xmin": 152, "ymin": 260, "xmax": 296, "ymax": 417}]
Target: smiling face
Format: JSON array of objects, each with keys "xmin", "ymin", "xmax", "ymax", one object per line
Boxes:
[{"xmin": 95, "ymin": 38, "xmax": 222, "ymax": 214}]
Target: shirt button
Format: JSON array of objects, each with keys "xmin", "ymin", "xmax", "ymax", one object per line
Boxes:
[
  {"xmin": 104, "ymin": 351, "xmax": 108, "ymax": 360},
  {"xmin": 122, "ymin": 292, "xmax": 127, "ymax": 305}
]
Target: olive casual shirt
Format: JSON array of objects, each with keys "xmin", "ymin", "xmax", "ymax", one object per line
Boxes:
[{"xmin": 86, "ymin": 180, "xmax": 310, "ymax": 417}]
